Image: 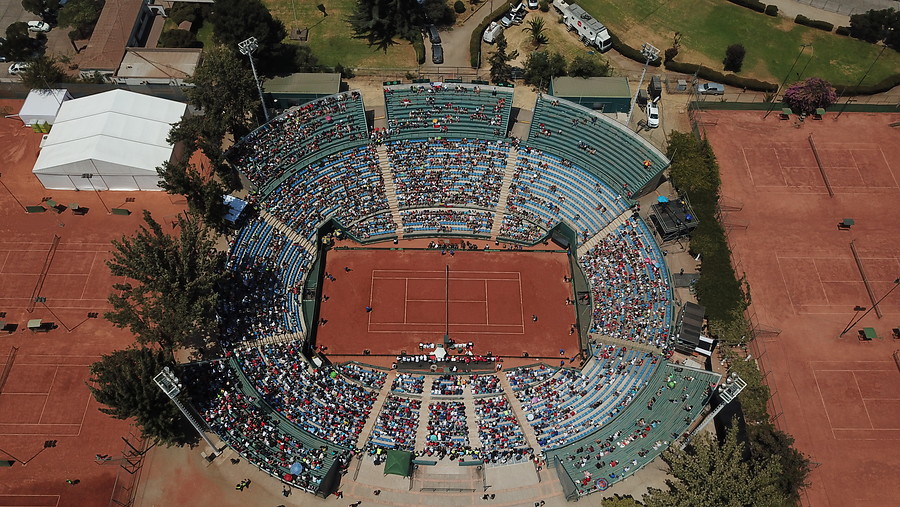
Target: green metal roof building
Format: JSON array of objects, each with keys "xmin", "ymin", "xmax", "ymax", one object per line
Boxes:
[
  {"xmin": 263, "ymin": 73, "xmax": 342, "ymax": 109},
  {"xmin": 548, "ymin": 76, "xmax": 631, "ymax": 113}
]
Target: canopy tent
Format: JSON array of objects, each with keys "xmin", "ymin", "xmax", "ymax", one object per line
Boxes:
[
  {"xmin": 32, "ymin": 89, "xmax": 187, "ymax": 191},
  {"xmin": 384, "ymin": 449, "xmax": 412, "ymax": 477},
  {"xmin": 223, "ymin": 195, "xmax": 248, "ymax": 223},
  {"xmin": 18, "ymin": 89, "xmax": 72, "ymax": 126}
]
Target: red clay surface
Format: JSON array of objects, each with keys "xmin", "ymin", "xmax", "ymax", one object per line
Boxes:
[
  {"xmin": 0, "ymin": 100, "xmax": 188, "ymax": 507},
  {"xmin": 317, "ymin": 247, "xmax": 579, "ymax": 361},
  {"xmin": 702, "ymin": 110, "xmax": 900, "ymax": 507}
]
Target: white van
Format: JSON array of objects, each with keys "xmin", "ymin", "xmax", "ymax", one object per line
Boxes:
[{"xmin": 483, "ymin": 22, "xmax": 503, "ymax": 44}]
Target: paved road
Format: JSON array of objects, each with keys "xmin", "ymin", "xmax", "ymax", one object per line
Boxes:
[{"xmin": 420, "ymin": 1, "xmax": 500, "ymax": 72}]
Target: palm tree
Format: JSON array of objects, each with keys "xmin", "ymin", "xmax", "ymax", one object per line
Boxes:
[{"xmin": 523, "ymin": 17, "xmax": 549, "ymax": 48}]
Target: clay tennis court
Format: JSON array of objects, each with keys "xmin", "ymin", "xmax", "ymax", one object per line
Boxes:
[
  {"xmin": 702, "ymin": 110, "xmax": 900, "ymax": 507},
  {"xmin": 317, "ymin": 247, "xmax": 579, "ymax": 361},
  {"xmin": 0, "ymin": 99, "xmax": 188, "ymax": 507}
]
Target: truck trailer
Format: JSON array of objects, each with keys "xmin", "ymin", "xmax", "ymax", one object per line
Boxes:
[{"xmin": 554, "ymin": 1, "xmax": 612, "ymax": 52}]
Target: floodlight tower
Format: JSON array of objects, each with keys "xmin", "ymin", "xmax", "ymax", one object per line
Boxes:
[
  {"xmin": 154, "ymin": 366, "xmax": 218, "ymax": 453},
  {"xmin": 238, "ymin": 37, "xmax": 270, "ymax": 123},
  {"xmin": 680, "ymin": 372, "xmax": 747, "ymax": 449},
  {"xmin": 626, "ymin": 43, "xmax": 660, "ymax": 127}
]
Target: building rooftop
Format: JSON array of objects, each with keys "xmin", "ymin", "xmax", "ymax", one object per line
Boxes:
[
  {"xmin": 116, "ymin": 48, "xmax": 202, "ymax": 81},
  {"xmin": 264, "ymin": 73, "xmax": 341, "ymax": 95},
  {"xmin": 550, "ymin": 76, "xmax": 631, "ymax": 98},
  {"xmin": 79, "ymin": 0, "xmax": 145, "ymax": 72}
]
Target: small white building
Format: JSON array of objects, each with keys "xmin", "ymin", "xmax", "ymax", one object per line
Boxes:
[
  {"xmin": 17, "ymin": 89, "xmax": 72, "ymax": 126},
  {"xmin": 32, "ymin": 89, "xmax": 187, "ymax": 191}
]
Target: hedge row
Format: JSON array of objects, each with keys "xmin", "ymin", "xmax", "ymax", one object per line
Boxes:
[
  {"xmin": 608, "ymin": 31, "xmax": 662, "ymax": 67},
  {"xmin": 794, "ymin": 14, "xmax": 834, "ymax": 32},
  {"xmin": 470, "ymin": 2, "xmax": 513, "ymax": 68},
  {"xmin": 725, "ymin": 0, "xmax": 766, "ymax": 13},
  {"xmin": 835, "ymin": 25, "xmax": 851, "ymax": 36},
  {"xmin": 835, "ymin": 72, "xmax": 900, "ymax": 95},
  {"xmin": 664, "ymin": 60, "xmax": 778, "ymax": 92},
  {"xmin": 764, "ymin": 4, "xmax": 778, "ymax": 16}
]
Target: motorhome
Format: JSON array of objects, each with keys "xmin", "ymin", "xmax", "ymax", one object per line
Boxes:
[{"xmin": 555, "ymin": 1, "xmax": 612, "ymax": 52}]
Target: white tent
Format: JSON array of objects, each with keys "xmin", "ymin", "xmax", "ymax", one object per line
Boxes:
[
  {"xmin": 32, "ymin": 89, "xmax": 187, "ymax": 191},
  {"xmin": 18, "ymin": 89, "xmax": 72, "ymax": 126}
]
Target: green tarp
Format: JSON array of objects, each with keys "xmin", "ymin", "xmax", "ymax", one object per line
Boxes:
[{"xmin": 384, "ymin": 449, "xmax": 412, "ymax": 477}]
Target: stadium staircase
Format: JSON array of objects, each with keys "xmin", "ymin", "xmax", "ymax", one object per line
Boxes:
[
  {"xmin": 576, "ymin": 210, "xmax": 632, "ymax": 255},
  {"xmin": 241, "ymin": 331, "xmax": 305, "ymax": 349},
  {"xmin": 257, "ymin": 209, "xmax": 314, "ymax": 252},
  {"xmin": 497, "ymin": 373, "xmax": 544, "ymax": 453},
  {"xmin": 490, "ymin": 149, "xmax": 520, "ymax": 239},
  {"xmin": 375, "ymin": 145, "xmax": 403, "ymax": 238},
  {"xmin": 461, "ymin": 389, "xmax": 484, "ymax": 449}
]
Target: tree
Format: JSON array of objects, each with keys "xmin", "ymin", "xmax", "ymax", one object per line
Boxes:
[
  {"xmin": 2, "ymin": 22, "xmax": 44, "ymax": 61},
  {"xmin": 523, "ymin": 50, "xmax": 567, "ymax": 90},
  {"xmin": 57, "ymin": 0, "xmax": 105, "ymax": 40},
  {"xmin": 18, "ymin": 55, "xmax": 69, "ymax": 88},
  {"xmin": 423, "ymin": 0, "xmax": 456, "ymax": 26},
  {"xmin": 602, "ymin": 495, "xmax": 643, "ymax": 506},
  {"xmin": 488, "ymin": 32, "xmax": 517, "ymax": 84},
  {"xmin": 105, "ymin": 211, "xmax": 223, "ymax": 351},
  {"xmin": 88, "ymin": 347, "xmax": 199, "ymax": 447},
  {"xmin": 723, "ymin": 44, "xmax": 746, "ymax": 72},
  {"xmin": 849, "ymin": 8, "xmax": 900, "ymax": 44},
  {"xmin": 157, "ymin": 159, "xmax": 231, "ymax": 232},
  {"xmin": 173, "ymin": 44, "xmax": 259, "ymax": 153},
  {"xmin": 347, "ymin": 0, "xmax": 425, "ymax": 50},
  {"xmin": 783, "ymin": 77, "xmax": 837, "ymax": 114},
  {"xmin": 454, "ymin": 0, "xmax": 466, "ymax": 14},
  {"xmin": 643, "ymin": 425, "xmax": 787, "ymax": 507},
  {"xmin": 22, "ymin": 0, "xmax": 59, "ymax": 23},
  {"xmin": 568, "ymin": 54, "xmax": 610, "ymax": 78},
  {"xmin": 208, "ymin": 0, "xmax": 285, "ymax": 60},
  {"xmin": 158, "ymin": 29, "xmax": 201, "ymax": 49},
  {"xmin": 523, "ymin": 17, "xmax": 549, "ymax": 47},
  {"xmin": 748, "ymin": 423, "xmax": 812, "ymax": 502}
]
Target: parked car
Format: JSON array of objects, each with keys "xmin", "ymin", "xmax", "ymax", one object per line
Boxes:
[
  {"xmin": 647, "ymin": 101, "xmax": 660, "ymax": 128},
  {"xmin": 432, "ymin": 44, "xmax": 443, "ymax": 64},
  {"xmin": 27, "ymin": 21, "xmax": 51, "ymax": 33},
  {"xmin": 8, "ymin": 62, "xmax": 30, "ymax": 75},
  {"xmin": 500, "ymin": 2, "xmax": 527, "ymax": 26},
  {"xmin": 426, "ymin": 25, "xmax": 441, "ymax": 44},
  {"xmin": 527, "ymin": 0, "xmax": 539, "ymax": 8},
  {"xmin": 696, "ymin": 82, "xmax": 725, "ymax": 95}
]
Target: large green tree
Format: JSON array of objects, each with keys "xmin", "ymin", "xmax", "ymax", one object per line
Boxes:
[
  {"xmin": 488, "ymin": 32, "xmax": 517, "ymax": 84},
  {"xmin": 747, "ymin": 424, "xmax": 812, "ymax": 503},
  {"xmin": 644, "ymin": 426, "xmax": 787, "ymax": 507},
  {"xmin": 105, "ymin": 211, "xmax": 223, "ymax": 351},
  {"xmin": 168, "ymin": 44, "xmax": 259, "ymax": 165},
  {"xmin": 523, "ymin": 17, "xmax": 548, "ymax": 48},
  {"xmin": 88, "ymin": 347, "xmax": 199, "ymax": 447},
  {"xmin": 568, "ymin": 55, "xmax": 611, "ymax": 78},
  {"xmin": 18, "ymin": 55, "xmax": 69, "ymax": 89},
  {"xmin": 208, "ymin": 0, "xmax": 285, "ymax": 58},
  {"xmin": 57, "ymin": 0, "xmax": 105, "ymax": 40},
  {"xmin": 849, "ymin": 8, "xmax": 900, "ymax": 45},
  {"xmin": 348, "ymin": 0, "xmax": 424, "ymax": 50},
  {"xmin": 157, "ymin": 159, "xmax": 230, "ymax": 232},
  {"xmin": 2, "ymin": 21, "xmax": 43, "ymax": 61},
  {"xmin": 523, "ymin": 50, "xmax": 567, "ymax": 90},
  {"xmin": 22, "ymin": 0, "xmax": 60, "ymax": 23}
]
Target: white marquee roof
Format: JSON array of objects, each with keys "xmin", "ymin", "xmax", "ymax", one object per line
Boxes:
[{"xmin": 33, "ymin": 89, "xmax": 187, "ymax": 176}]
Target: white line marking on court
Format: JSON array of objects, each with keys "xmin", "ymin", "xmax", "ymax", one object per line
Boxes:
[
  {"xmin": 80, "ymin": 252, "xmax": 98, "ymax": 300},
  {"xmin": 853, "ymin": 372, "xmax": 875, "ymax": 429},
  {"xmin": 741, "ymin": 148, "xmax": 755, "ymax": 186},
  {"xmin": 811, "ymin": 370, "xmax": 838, "ymax": 440},
  {"xmin": 484, "ymin": 279, "xmax": 490, "ymax": 325},
  {"xmin": 404, "ymin": 278, "xmax": 408, "ymax": 324},
  {"xmin": 37, "ymin": 366, "xmax": 58, "ymax": 425},
  {"xmin": 774, "ymin": 254, "xmax": 797, "ymax": 313}
]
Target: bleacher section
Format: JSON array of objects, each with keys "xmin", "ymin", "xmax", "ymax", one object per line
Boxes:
[
  {"xmin": 345, "ymin": 211, "xmax": 398, "ymax": 240},
  {"xmin": 219, "ymin": 218, "xmax": 311, "ymax": 345},
  {"xmin": 391, "ymin": 373, "xmax": 425, "ymax": 394},
  {"xmin": 401, "ymin": 209, "xmax": 494, "ymax": 237},
  {"xmin": 263, "ymin": 145, "xmax": 389, "ymax": 243},
  {"xmin": 527, "ymin": 96, "xmax": 668, "ymax": 196},
  {"xmin": 423, "ymin": 401, "xmax": 471, "ymax": 456},
  {"xmin": 385, "ymin": 138, "xmax": 509, "ymax": 209},
  {"xmin": 549, "ymin": 365, "xmax": 719, "ymax": 496},
  {"xmin": 338, "ymin": 363, "xmax": 388, "ymax": 390},
  {"xmin": 579, "ymin": 218, "xmax": 672, "ymax": 348},
  {"xmin": 383, "ymin": 83, "xmax": 513, "ymax": 139},
  {"xmin": 505, "ymin": 364, "xmax": 558, "ymax": 392},
  {"xmin": 474, "ymin": 396, "xmax": 530, "ymax": 464},
  {"xmin": 227, "ymin": 91, "xmax": 368, "ymax": 194},
  {"xmin": 236, "ymin": 341, "xmax": 378, "ymax": 448},
  {"xmin": 506, "ymin": 147, "xmax": 629, "ymax": 245},
  {"xmin": 368, "ymin": 395, "xmax": 421, "ymax": 451},
  {"xmin": 187, "ymin": 359, "xmax": 345, "ymax": 494},
  {"xmin": 514, "ymin": 345, "xmax": 659, "ymax": 449}
]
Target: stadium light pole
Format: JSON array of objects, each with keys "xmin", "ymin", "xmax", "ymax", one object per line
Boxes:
[
  {"xmin": 763, "ymin": 43, "xmax": 811, "ymax": 119},
  {"xmin": 626, "ymin": 43, "xmax": 660, "ymax": 128},
  {"xmin": 154, "ymin": 367, "xmax": 219, "ymax": 454},
  {"xmin": 239, "ymin": 37, "xmax": 270, "ymax": 123},
  {"xmin": 839, "ymin": 277, "xmax": 900, "ymax": 336}
]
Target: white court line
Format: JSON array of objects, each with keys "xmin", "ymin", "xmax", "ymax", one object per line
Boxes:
[
  {"xmin": 37, "ymin": 366, "xmax": 58, "ymax": 424},
  {"xmin": 811, "ymin": 370, "xmax": 838, "ymax": 440},
  {"xmin": 853, "ymin": 372, "xmax": 875, "ymax": 430}
]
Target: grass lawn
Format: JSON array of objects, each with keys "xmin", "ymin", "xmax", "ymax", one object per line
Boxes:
[
  {"xmin": 575, "ymin": 0, "xmax": 900, "ymax": 86},
  {"xmin": 262, "ymin": 0, "xmax": 416, "ymax": 69}
]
